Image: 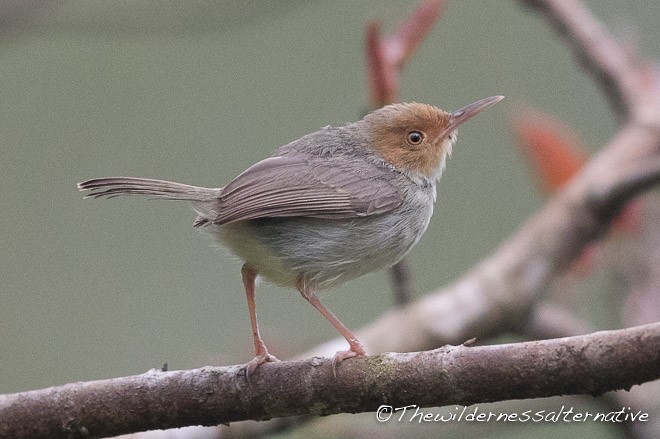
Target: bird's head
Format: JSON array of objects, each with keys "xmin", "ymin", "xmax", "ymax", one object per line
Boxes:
[{"xmin": 361, "ymin": 96, "xmax": 503, "ymax": 180}]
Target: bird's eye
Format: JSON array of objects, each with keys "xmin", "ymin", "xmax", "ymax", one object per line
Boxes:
[{"xmin": 406, "ymin": 130, "xmax": 424, "ymax": 145}]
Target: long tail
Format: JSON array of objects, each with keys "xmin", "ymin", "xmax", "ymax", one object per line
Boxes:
[
  {"xmin": 78, "ymin": 177, "xmax": 221, "ymax": 227},
  {"xmin": 77, "ymin": 177, "xmax": 220, "ymax": 202}
]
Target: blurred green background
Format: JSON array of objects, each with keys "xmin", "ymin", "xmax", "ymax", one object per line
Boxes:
[{"xmin": 1, "ymin": 0, "xmax": 658, "ymax": 437}]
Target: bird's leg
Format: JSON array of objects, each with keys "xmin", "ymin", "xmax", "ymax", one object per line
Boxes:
[
  {"xmin": 296, "ymin": 276, "xmax": 366, "ymax": 377},
  {"xmin": 241, "ymin": 264, "xmax": 279, "ymax": 380}
]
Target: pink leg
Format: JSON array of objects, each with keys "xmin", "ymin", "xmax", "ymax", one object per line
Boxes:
[
  {"xmin": 296, "ymin": 276, "xmax": 366, "ymax": 376},
  {"xmin": 241, "ymin": 264, "xmax": 278, "ymax": 380}
]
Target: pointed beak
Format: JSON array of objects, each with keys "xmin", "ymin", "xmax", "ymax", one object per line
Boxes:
[{"xmin": 435, "ymin": 95, "xmax": 504, "ymax": 142}]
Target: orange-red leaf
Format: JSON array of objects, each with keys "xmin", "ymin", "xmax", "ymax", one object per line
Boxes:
[{"xmin": 513, "ymin": 109, "xmax": 587, "ymax": 194}]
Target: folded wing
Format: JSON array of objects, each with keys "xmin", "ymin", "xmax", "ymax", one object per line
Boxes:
[{"xmin": 207, "ymin": 155, "xmax": 403, "ymax": 226}]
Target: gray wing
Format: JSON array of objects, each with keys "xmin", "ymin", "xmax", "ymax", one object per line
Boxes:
[{"xmin": 207, "ymin": 155, "xmax": 403, "ymax": 225}]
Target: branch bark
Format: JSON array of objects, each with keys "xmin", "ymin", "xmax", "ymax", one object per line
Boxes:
[{"xmin": 1, "ymin": 323, "xmax": 658, "ymax": 439}]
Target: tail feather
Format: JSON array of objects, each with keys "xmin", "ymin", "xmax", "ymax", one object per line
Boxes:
[{"xmin": 77, "ymin": 177, "xmax": 220, "ymax": 202}]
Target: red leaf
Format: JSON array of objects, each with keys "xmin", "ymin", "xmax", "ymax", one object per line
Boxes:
[{"xmin": 513, "ymin": 109, "xmax": 587, "ymax": 194}]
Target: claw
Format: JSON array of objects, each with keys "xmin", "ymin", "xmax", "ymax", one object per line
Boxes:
[
  {"xmin": 331, "ymin": 343, "xmax": 366, "ymax": 378},
  {"xmin": 244, "ymin": 352, "xmax": 280, "ymax": 385}
]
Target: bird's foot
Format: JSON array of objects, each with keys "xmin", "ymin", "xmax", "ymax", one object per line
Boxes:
[
  {"xmin": 331, "ymin": 342, "xmax": 367, "ymax": 378},
  {"xmin": 244, "ymin": 351, "xmax": 279, "ymax": 385}
]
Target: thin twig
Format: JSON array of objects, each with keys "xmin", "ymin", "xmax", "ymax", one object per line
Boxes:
[
  {"xmin": 389, "ymin": 261, "xmax": 414, "ymax": 306},
  {"xmin": 365, "ymin": 0, "xmax": 445, "ymax": 305}
]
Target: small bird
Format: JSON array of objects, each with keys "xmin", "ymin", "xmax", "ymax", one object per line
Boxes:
[{"xmin": 78, "ymin": 96, "xmax": 503, "ymax": 377}]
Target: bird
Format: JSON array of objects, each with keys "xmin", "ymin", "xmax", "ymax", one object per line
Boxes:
[{"xmin": 78, "ymin": 95, "xmax": 503, "ymax": 377}]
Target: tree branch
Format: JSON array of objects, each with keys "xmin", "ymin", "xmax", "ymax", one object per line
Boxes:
[
  {"xmin": 521, "ymin": 0, "xmax": 655, "ymax": 119},
  {"xmin": 1, "ymin": 323, "xmax": 658, "ymax": 439}
]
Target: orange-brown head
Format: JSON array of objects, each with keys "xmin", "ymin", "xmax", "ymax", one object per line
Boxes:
[{"xmin": 362, "ymin": 96, "xmax": 503, "ymax": 179}]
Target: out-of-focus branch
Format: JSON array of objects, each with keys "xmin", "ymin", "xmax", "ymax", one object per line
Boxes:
[
  {"xmin": 521, "ymin": 0, "xmax": 658, "ymax": 120},
  {"xmin": 517, "ymin": 302, "xmax": 593, "ymax": 340},
  {"xmin": 389, "ymin": 262, "xmax": 413, "ymax": 306},
  {"xmin": 2, "ymin": 323, "xmax": 658, "ymax": 439}
]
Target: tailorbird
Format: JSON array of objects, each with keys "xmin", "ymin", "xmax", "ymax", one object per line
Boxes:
[{"xmin": 78, "ymin": 95, "xmax": 503, "ymax": 377}]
